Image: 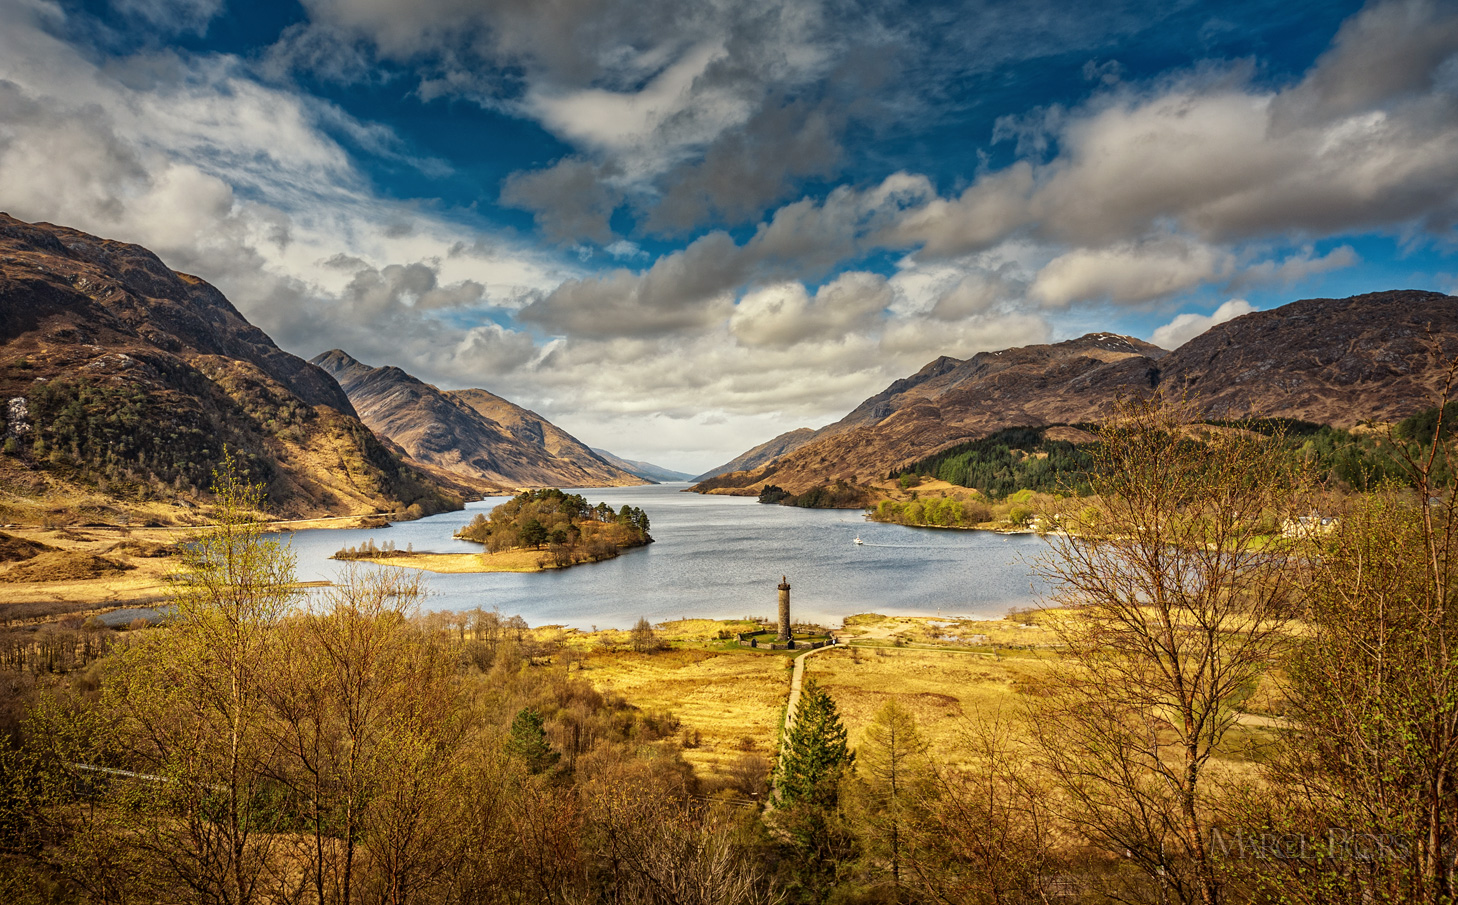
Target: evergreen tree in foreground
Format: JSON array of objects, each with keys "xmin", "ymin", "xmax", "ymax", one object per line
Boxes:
[
  {"xmin": 775, "ymin": 679, "xmax": 857, "ymax": 880},
  {"xmin": 777, "ymin": 680, "xmax": 854, "ymax": 807}
]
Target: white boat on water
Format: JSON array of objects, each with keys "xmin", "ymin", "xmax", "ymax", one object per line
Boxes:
[{"xmin": 853, "ymin": 535, "xmax": 864, "ymax": 545}]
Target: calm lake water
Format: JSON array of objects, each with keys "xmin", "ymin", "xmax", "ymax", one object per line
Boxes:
[{"xmin": 272, "ymin": 483, "xmax": 1051, "ymax": 630}]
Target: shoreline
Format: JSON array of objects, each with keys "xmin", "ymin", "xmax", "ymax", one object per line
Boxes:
[{"xmin": 346, "ymin": 543, "xmax": 648, "ymax": 574}]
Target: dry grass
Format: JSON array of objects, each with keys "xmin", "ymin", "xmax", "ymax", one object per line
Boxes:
[
  {"xmin": 838, "ymin": 611, "xmax": 1061, "ymax": 648},
  {"xmin": 562, "ymin": 612, "xmax": 1287, "ymax": 784},
  {"xmin": 805, "ymin": 645, "xmax": 1056, "ymax": 769},
  {"xmin": 577, "ymin": 644, "xmax": 792, "ymax": 778},
  {"xmin": 563, "ymin": 614, "xmax": 1061, "ymax": 779},
  {"xmin": 0, "ymin": 526, "xmax": 181, "ymax": 622}
]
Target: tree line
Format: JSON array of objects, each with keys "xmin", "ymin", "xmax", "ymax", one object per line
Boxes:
[{"xmin": 900, "ymin": 410, "xmax": 1458, "ymax": 503}]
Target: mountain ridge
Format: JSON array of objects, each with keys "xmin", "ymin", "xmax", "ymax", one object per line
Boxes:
[
  {"xmin": 311, "ymin": 350, "xmax": 645, "ymax": 490},
  {"xmin": 590, "ymin": 449, "xmax": 694, "ymax": 483},
  {"xmin": 0, "ymin": 214, "xmax": 458, "ymax": 521},
  {"xmin": 697, "ymin": 291, "xmax": 1458, "ymax": 498}
]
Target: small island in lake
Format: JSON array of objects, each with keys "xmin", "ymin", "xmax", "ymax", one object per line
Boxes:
[{"xmin": 341, "ymin": 489, "xmax": 653, "ymax": 573}]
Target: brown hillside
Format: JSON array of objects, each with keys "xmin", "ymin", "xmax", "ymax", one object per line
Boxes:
[
  {"xmin": 0, "ymin": 214, "xmax": 458, "ymax": 522},
  {"xmin": 311, "ymin": 351, "xmax": 643, "ymax": 490},
  {"xmin": 700, "ymin": 291, "xmax": 1458, "ymax": 496},
  {"xmin": 691, "ymin": 427, "xmax": 818, "ymax": 482}
]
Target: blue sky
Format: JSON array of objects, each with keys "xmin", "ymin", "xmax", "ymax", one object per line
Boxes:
[{"xmin": 2, "ymin": 0, "xmax": 1456, "ymax": 471}]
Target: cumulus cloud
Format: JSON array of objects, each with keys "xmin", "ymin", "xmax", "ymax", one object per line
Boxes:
[
  {"xmin": 891, "ymin": 0, "xmax": 1458, "ymax": 257},
  {"xmin": 1150, "ymin": 299, "xmax": 1256, "ymax": 349},
  {"xmin": 729, "ymin": 272, "xmax": 890, "ymax": 348},
  {"xmin": 285, "ymin": 0, "xmax": 845, "ymax": 237},
  {"xmin": 517, "ymin": 232, "xmax": 742, "ymax": 337},
  {"xmin": 1030, "ymin": 236, "xmax": 1233, "ymax": 307},
  {"xmin": 515, "ymin": 173, "xmax": 934, "ymax": 339},
  {"xmin": 501, "ymin": 157, "xmax": 624, "ymax": 245},
  {"xmin": 644, "ymin": 95, "xmax": 845, "ymax": 234},
  {"xmin": 1231, "ymin": 245, "xmax": 1359, "ymax": 289}
]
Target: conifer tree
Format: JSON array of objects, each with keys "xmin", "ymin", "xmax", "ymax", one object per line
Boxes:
[
  {"xmin": 505, "ymin": 708, "xmax": 558, "ymax": 774},
  {"xmin": 775, "ymin": 679, "xmax": 856, "ymax": 873},
  {"xmin": 777, "ymin": 680, "xmax": 853, "ymax": 807},
  {"xmin": 854, "ymin": 700, "xmax": 930, "ymax": 885}
]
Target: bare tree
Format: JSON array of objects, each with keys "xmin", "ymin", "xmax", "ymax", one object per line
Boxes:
[
  {"xmin": 630, "ymin": 618, "xmax": 659, "ymax": 654},
  {"xmin": 103, "ymin": 452, "xmax": 300, "ymax": 905},
  {"xmin": 265, "ymin": 565, "xmax": 462, "ymax": 905},
  {"xmin": 1037, "ymin": 398, "xmax": 1301, "ymax": 905},
  {"xmin": 582, "ymin": 766, "xmax": 781, "ymax": 905},
  {"xmin": 904, "ymin": 713, "xmax": 1061, "ymax": 905},
  {"xmin": 1263, "ymin": 386, "xmax": 1458, "ymax": 905}
]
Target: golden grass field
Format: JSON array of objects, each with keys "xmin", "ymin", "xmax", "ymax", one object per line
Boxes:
[
  {"xmin": 560, "ymin": 611, "xmax": 1287, "ymax": 781},
  {"xmin": 0, "ymin": 525, "xmax": 184, "ymax": 620},
  {"xmin": 0, "ymin": 516, "xmax": 378, "ymax": 622},
  {"xmin": 543, "ymin": 614, "xmax": 1070, "ymax": 778},
  {"xmin": 804, "ymin": 645, "xmax": 1057, "ymax": 768}
]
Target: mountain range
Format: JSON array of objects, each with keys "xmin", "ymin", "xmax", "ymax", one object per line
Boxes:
[
  {"xmin": 591, "ymin": 449, "xmax": 695, "ymax": 483},
  {"xmin": 695, "ymin": 290, "xmax": 1458, "ymax": 497},
  {"xmin": 310, "ymin": 350, "xmax": 646, "ymax": 491},
  {"xmin": 5, "ymin": 213, "xmax": 1454, "ymax": 522},
  {"xmin": 0, "ymin": 215, "xmax": 671, "ymax": 524}
]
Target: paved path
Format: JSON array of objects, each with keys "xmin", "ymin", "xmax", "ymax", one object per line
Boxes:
[
  {"xmin": 782, "ymin": 643, "xmax": 837, "ymax": 737},
  {"xmin": 769, "ymin": 642, "xmax": 839, "ymax": 806}
]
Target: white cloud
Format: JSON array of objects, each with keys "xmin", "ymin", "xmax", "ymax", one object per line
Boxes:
[
  {"xmin": 890, "ymin": 1, "xmax": 1458, "ymax": 257},
  {"xmin": 1030, "ymin": 236, "xmax": 1233, "ymax": 307},
  {"xmin": 111, "ymin": 0, "xmax": 224, "ymax": 36},
  {"xmin": 729, "ymin": 272, "xmax": 890, "ymax": 348},
  {"xmin": 1150, "ymin": 299, "xmax": 1256, "ymax": 349},
  {"xmin": 1231, "ymin": 245, "xmax": 1359, "ymax": 289}
]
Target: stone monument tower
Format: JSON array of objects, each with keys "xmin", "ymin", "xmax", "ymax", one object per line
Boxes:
[{"xmin": 777, "ymin": 576, "xmax": 791, "ymax": 642}]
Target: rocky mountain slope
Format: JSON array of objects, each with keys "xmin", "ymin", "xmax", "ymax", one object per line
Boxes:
[
  {"xmin": 311, "ymin": 351, "xmax": 644, "ymax": 490},
  {"xmin": 698, "ymin": 290, "xmax": 1458, "ymax": 497},
  {"xmin": 692, "ymin": 428, "xmax": 819, "ymax": 482},
  {"xmin": 0, "ymin": 214, "xmax": 457, "ymax": 522},
  {"xmin": 590, "ymin": 449, "xmax": 694, "ymax": 483}
]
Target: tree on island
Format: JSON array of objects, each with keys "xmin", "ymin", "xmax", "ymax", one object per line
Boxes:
[
  {"xmin": 519, "ymin": 518, "xmax": 547, "ymax": 549},
  {"xmin": 454, "ymin": 489, "xmax": 652, "ymax": 566}
]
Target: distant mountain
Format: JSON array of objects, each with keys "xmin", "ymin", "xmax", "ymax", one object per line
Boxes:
[
  {"xmin": 691, "ymin": 428, "xmax": 818, "ymax": 482},
  {"xmin": 590, "ymin": 449, "xmax": 694, "ymax": 483},
  {"xmin": 0, "ymin": 213, "xmax": 458, "ymax": 521},
  {"xmin": 696, "ymin": 290, "xmax": 1458, "ymax": 497},
  {"xmin": 311, "ymin": 351, "xmax": 644, "ymax": 490}
]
